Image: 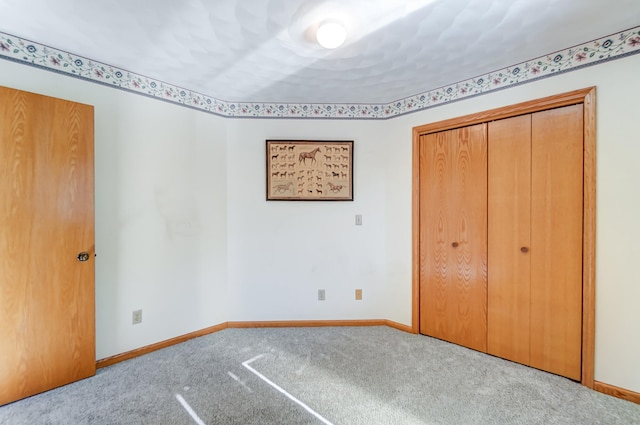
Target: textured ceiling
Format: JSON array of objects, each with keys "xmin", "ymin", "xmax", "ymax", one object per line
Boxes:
[{"xmin": 0, "ymin": 0, "xmax": 638, "ymax": 105}]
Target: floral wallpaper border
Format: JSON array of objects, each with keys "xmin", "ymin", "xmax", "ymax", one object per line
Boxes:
[{"xmin": 1, "ymin": 26, "xmax": 639, "ymax": 120}]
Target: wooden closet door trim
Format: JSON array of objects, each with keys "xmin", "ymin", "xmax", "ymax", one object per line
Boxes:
[
  {"xmin": 412, "ymin": 87, "xmax": 596, "ymax": 388},
  {"xmin": 412, "ymin": 127, "xmax": 422, "ymax": 334},
  {"xmin": 582, "ymin": 88, "xmax": 596, "ymax": 388},
  {"xmin": 413, "ymin": 88, "xmax": 594, "ymax": 136}
]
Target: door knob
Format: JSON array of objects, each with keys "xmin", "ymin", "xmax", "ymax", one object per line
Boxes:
[
  {"xmin": 77, "ymin": 252, "xmax": 90, "ymax": 262},
  {"xmin": 520, "ymin": 246, "xmax": 529, "ymax": 253},
  {"xmin": 451, "ymin": 242, "xmax": 459, "ymax": 248}
]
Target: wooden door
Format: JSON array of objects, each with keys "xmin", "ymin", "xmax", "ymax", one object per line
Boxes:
[
  {"xmin": 487, "ymin": 105, "xmax": 583, "ymax": 380},
  {"xmin": 529, "ymin": 104, "xmax": 583, "ymax": 380},
  {"xmin": 487, "ymin": 114, "xmax": 532, "ymax": 365},
  {"xmin": 0, "ymin": 86, "xmax": 95, "ymax": 405},
  {"xmin": 419, "ymin": 124, "xmax": 488, "ymax": 352}
]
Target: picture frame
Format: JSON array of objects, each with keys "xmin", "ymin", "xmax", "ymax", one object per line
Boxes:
[{"xmin": 266, "ymin": 140, "xmax": 353, "ymax": 201}]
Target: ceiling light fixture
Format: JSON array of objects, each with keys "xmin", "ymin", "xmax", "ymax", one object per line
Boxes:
[{"xmin": 316, "ymin": 22, "xmax": 347, "ymax": 49}]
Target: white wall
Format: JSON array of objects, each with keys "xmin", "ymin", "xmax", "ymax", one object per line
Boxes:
[
  {"xmin": 225, "ymin": 119, "xmax": 412, "ymax": 324},
  {"xmin": 1, "ymin": 51, "xmax": 639, "ymax": 393},
  {"xmin": 0, "ymin": 59, "xmax": 230, "ymax": 360},
  {"xmin": 224, "ymin": 54, "xmax": 640, "ymax": 393}
]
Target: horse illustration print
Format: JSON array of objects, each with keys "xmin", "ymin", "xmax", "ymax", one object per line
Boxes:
[
  {"xmin": 273, "ymin": 181, "xmax": 293, "ymax": 194},
  {"xmin": 266, "ymin": 140, "xmax": 353, "ymax": 200},
  {"xmin": 298, "ymin": 147, "xmax": 321, "ymax": 166}
]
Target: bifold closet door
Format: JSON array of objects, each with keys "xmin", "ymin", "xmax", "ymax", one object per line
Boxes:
[
  {"xmin": 529, "ymin": 104, "xmax": 583, "ymax": 380},
  {"xmin": 487, "ymin": 105, "xmax": 583, "ymax": 380},
  {"xmin": 419, "ymin": 124, "xmax": 488, "ymax": 353},
  {"xmin": 487, "ymin": 114, "xmax": 532, "ymax": 366}
]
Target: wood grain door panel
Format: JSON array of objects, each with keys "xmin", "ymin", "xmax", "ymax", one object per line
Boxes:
[
  {"xmin": 414, "ymin": 88, "xmax": 595, "ymax": 385},
  {"xmin": 487, "ymin": 114, "xmax": 532, "ymax": 365},
  {"xmin": 0, "ymin": 86, "xmax": 95, "ymax": 405},
  {"xmin": 530, "ymin": 104, "xmax": 583, "ymax": 380},
  {"xmin": 419, "ymin": 124, "xmax": 488, "ymax": 352}
]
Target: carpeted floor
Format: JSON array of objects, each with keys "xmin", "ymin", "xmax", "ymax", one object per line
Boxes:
[{"xmin": 1, "ymin": 326, "xmax": 639, "ymax": 424}]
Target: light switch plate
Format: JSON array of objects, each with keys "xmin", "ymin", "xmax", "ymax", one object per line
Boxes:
[{"xmin": 318, "ymin": 289, "xmax": 326, "ymax": 301}]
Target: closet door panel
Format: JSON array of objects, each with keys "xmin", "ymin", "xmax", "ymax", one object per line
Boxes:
[
  {"xmin": 530, "ymin": 104, "xmax": 583, "ymax": 380},
  {"xmin": 419, "ymin": 132, "xmax": 452, "ymax": 341},
  {"xmin": 487, "ymin": 115, "xmax": 532, "ymax": 365},
  {"xmin": 420, "ymin": 124, "xmax": 487, "ymax": 352}
]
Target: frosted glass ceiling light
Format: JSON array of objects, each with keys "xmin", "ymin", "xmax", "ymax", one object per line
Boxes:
[{"xmin": 316, "ymin": 22, "xmax": 347, "ymax": 49}]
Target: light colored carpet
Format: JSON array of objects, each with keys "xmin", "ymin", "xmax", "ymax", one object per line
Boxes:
[{"xmin": 1, "ymin": 326, "xmax": 639, "ymax": 424}]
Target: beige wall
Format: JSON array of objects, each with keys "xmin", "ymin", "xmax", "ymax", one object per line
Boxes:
[{"xmin": 1, "ymin": 51, "xmax": 638, "ymax": 393}]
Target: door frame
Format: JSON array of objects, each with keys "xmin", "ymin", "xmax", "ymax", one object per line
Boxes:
[{"xmin": 411, "ymin": 87, "xmax": 596, "ymax": 388}]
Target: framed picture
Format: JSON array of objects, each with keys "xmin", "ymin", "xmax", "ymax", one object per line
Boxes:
[{"xmin": 266, "ymin": 140, "xmax": 353, "ymax": 201}]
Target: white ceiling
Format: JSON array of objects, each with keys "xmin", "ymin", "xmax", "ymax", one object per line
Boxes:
[{"xmin": 0, "ymin": 0, "xmax": 638, "ymax": 104}]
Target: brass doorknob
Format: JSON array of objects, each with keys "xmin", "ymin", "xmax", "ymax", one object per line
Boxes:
[
  {"xmin": 451, "ymin": 242, "xmax": 459, "ymax": 248},
  {"xmin": 520, "ymin": 246, "xmax": 529, "ymax": 253},
  {"xmin": 77, "ymin": 252, "xmax": 90, "ymax": 262}
]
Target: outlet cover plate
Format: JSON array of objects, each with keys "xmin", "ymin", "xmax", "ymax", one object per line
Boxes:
[{"xmin": 132, "ymin": 309, "xmax": 142, "ymax": 324}]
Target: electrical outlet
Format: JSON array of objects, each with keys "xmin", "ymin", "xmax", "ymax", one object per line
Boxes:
[
  {"xmin": 132, "ymin": 309, "xmax": 142, "ymax": 325},
  {"xmin": 355, "ymin": 289, "xmax": 363, "ymax": 300},
  {"xmin": 318, "ymin": 289, "xmax": 326, "ymax": 301}
]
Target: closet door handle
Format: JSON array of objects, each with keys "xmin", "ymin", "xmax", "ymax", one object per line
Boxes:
[
  {"xmin": 451, "ymin": 242, "xmax": 459, "ymax": 248},
  {"xmin": 520, "ymin": 246, "xmax": 529, "ymax": 253}
]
